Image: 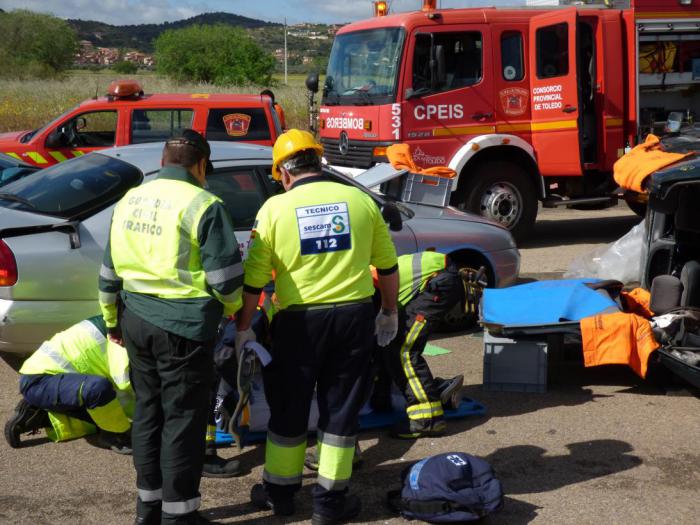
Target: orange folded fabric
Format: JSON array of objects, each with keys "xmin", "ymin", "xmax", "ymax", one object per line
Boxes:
[
  {"xmin": 613, "ymin": 134, "xmax": 693, "ymax": 193},
  {"xmin": 386, "ymin": 143, "xmax": 456, "ymax": 178},
  {"xmin": 581, "ymin": 311, "xmax": 659, "ymax": 378},
  {"xmin": 621, "ymin": 288, "xmax": 654, "ymax": 318}
]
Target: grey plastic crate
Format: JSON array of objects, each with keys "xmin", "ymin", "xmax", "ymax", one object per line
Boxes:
[
  {"xmin": 400, "ymin": 172, "xmax": 452, "ymax": 207},
  {"xmin": 483, "ymin": 331, "xmax": 548, "ymax": 393}
]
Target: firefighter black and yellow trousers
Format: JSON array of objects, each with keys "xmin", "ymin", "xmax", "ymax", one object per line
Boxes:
[
  {"xmin": 379, "ymin": 268, "xmax": 464, "ymax": 425},
  {"xmin": 121, "ymin": 307, "xmax": 214, "ymax": 525},
  {"xmin": 261, "ymin": 301, "xmax": 374, "ymax": 515}
]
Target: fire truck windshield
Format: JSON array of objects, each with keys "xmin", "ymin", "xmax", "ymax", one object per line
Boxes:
[{"xmin": 323, "ymin": 27, "xmax": 405, "ymax": 106}]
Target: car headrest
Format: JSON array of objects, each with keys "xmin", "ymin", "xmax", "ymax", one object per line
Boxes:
[{"xmin": 650, "ymin": 274, "xmax": 683, "ymax": 315}]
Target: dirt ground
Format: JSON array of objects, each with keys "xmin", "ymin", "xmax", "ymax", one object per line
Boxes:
[{"xmin": 2, "ymin": 204, "xmax": 699, "ymax": 525}]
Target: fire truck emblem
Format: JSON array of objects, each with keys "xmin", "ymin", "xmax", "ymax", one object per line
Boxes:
[
  {"xmin": 338, "ymin": 131, "xmax": 349, "ymax": 156},
  {"xmin": 222, "ymin": 113, "xmax": 252, "ymax": 137},
  {"xmin": 498, "ymin": 88, "xmax": 529, "ymax": 117}
]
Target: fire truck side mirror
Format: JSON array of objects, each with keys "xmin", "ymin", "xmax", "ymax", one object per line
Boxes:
[
  {"xmin": 382, "ymin": 202, "xmax": 403, "ymax": 232},
  {"xmin": 306, "ymin": 72, "xmax": 320, "ymax": 94}
]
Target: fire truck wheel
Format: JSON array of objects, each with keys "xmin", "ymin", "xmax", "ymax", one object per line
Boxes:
[{"xmin": 458, "ymin": 161, "xmax": 537, "ymax": 241}]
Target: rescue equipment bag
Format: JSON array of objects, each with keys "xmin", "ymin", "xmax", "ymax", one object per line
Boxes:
[{"xmin": 387, "ymin": 452, "xmax": 503, "ymax": 523}]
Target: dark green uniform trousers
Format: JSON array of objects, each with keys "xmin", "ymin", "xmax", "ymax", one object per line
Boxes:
[{"xmin": 122, "ymin": 307, "xmax": 214, "ymax": 525}]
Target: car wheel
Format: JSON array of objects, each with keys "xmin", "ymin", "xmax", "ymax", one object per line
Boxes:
[
  {"xmin": 454, "ymin": 161, "xmax": 537, "ymax": 242},
  {"xmin": 625, "ymin": 198, "xmax": 647, "ymax": 217}
]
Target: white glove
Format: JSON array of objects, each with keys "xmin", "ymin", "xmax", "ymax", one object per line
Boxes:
[
  {"xmin": 375, "ymin": 309, "xmax": 398, "ymax": 347},
  {"xmin": 235, "ymin": 326, "xmax": 257, "ymax": 355}
]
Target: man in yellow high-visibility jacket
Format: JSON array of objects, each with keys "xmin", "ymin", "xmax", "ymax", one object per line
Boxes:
[
  {"xmin": 237, "ymin": 129, "xmax": 399, "ymax": 525},
  {"xmin": 5, "ymin": 316, "xmax": 133, "ymax": 453},
  {"xmin": 99, "ymin": 129, "xmax": 244, "ymax": 525}
]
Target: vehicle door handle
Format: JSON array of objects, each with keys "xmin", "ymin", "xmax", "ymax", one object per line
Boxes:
[
  {"xmin": 563, "ymin": 106, "xmax": 577, "ymax": 114},
  {"xmin": 472, "ymin": 112, "xmax": 493, "ymax": 120}
]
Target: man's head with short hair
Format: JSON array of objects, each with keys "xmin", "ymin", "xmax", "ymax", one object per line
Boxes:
[
  {"xmin": 281, "ymin": 149, "xmax": 322, "ymax": 177},
  {"xmin": 162, "ymin": 129, "xmax": 213, "ymax": 186}
]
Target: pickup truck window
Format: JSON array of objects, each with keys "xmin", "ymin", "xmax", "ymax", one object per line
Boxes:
[
  {"xmin": 206, "ymin": 108, "xmax": 272, "ymax": 142},
  {"xmin": 131, "ymin": 109, "xmax": 194, "ymax": 144},
  {"xmin": 65, "ymin": 111, "xmax": 118, "ymax": 148}
]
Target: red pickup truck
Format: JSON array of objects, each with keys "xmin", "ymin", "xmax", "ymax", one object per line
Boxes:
[{"xmin": 0, "ymin": 80, "xmax": 283, "ymax": 167}]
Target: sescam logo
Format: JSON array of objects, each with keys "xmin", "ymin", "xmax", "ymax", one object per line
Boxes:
[
  {"xmin": 325, "ymin": 117, "xmax": 365, "ymax": 130},
  {"xmin": 296, "ymin": 202, "xmax": 352, "ymax": 255}
]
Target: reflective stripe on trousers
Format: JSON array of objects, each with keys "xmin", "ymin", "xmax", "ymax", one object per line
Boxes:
[
  {"xmin": 263, "ymin": 431, "xmax": 307, "ymax": 486},
  {"xmin": 316, "ymin": 431, "xmax": 356, "ymax": 491},
  {"xmin": 400, "ymin": 318, "xmax": 430, "ymax": 406},
  {"xmin": 162, "ymin": 496, "xmax": 201, "ymax": 515},
  {"xmin": 138, "ymin": 488, "xmax": 163, "ymax": 503}
]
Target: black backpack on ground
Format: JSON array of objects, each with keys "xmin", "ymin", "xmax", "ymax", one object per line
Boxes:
[{"xmin": 387, "ymin": 452, "xmax": 503, "ymax": 523}]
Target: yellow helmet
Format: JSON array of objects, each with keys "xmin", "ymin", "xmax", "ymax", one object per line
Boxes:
[{"xmin": 271, "ymin": 129, "xmax": 323, "ymax": 180}]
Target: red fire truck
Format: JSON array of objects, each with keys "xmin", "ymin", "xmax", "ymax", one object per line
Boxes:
[{"xmin": 310, "ymin": 0, "xmax": 700, "ymax": 238}]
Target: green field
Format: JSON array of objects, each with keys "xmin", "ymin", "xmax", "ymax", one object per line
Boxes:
[{"xmin": 0, "ymin": 71, "xmax": 318, "ymax": 134}]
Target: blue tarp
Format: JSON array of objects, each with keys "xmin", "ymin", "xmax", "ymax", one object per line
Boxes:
[{"xmin": 482, "ymin": 279, "xmax": 619, "ymax": 327}]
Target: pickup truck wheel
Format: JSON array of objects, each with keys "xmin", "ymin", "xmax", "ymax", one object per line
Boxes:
[
  {"xmin": 454, "ymin": 161, "xmax": 537, "ymax": 241},
  {"xmin": 625, "ymin": 198, "xmax": 647, "ymax": 217}
]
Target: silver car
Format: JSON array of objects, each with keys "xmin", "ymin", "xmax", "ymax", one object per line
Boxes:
[{"xmin": 0, "ymin": 142, "xmax": 519, "ymax": 354}]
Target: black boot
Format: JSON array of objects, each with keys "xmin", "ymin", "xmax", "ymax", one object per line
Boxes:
[
  {"xmin": 250, "ymin": 483, "xmax": 295, "ymax": 516},
  {"xmin": 391, "ymin": 418, "xmax": 447, "ymax": 440},
  {"xmin": 4, "ymin": 400, "xmax": 49, "ymax": 448},
  {"xmin": 202, "ymin": 448, "xmax": 242, "ymax": 478},
  {"xmin": 311, "ymin": 493, "xmax": 361, "ymax": 525},
  {"xmin": 99, "ymin": 429, "xmax": 132, "ymax": 455}
]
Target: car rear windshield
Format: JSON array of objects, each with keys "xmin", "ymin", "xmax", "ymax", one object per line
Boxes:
[{"xmin": 0, "ymin": 154, "xmax": 142, "ymax": 219}]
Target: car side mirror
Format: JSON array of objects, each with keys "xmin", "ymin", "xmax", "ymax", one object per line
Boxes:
[
  {"xmin": 306, "ymin": 72, "xmax": 319, "ymax": 94},
  {"xmin": 382, "ymin": 202, "xmax": 403, "ymax": 232},
  {"xmin": 45, "ymin": 129, "xmax": 66, "ymax": 149}
]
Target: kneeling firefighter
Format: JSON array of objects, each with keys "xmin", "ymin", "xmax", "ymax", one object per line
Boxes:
[
  {"xmin": 374, "ymin": 251, "xmax": 485, "ymax": 439},
  {"xmin": 5, "ymin": 316, "xmax": 133, "ymax": 452}
]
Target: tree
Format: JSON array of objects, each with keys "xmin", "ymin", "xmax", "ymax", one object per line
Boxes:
[
  {"xmin": 155, "ymin": 24, "xmax": 275, "ymax": 85},
  {"xmin": 0, "ymin": 10, "xmax": 77, "ymax": 77},
  {"xmin": 113, "ymin": 60, "xmax": 139, "ymax": 74}
]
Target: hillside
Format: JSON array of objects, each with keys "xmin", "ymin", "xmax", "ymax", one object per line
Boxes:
[
  {"xmin": 68, "ymin": 11, "xmax": 334, "ymax": 72},
  {"xmin": 69, "ymin": 12, "xmax": 280, "ymax": 52}
]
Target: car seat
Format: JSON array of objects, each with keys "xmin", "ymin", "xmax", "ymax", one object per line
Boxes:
[{"xmin": 649, "ymin": 261, "xmax": 700, "ymax": 312}]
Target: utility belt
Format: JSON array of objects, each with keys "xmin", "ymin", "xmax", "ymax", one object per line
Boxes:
[{"xmin": 284, "ymin": 297, "xmax": 372, "ymax": 312}]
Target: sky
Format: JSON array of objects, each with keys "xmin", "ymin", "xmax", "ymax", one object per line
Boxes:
[{"xmin": 1, "ymin": 0, "xmax": 527, "ymax": 25}]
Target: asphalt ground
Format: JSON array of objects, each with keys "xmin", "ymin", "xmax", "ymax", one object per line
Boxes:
[{"xmin": 2, "ymin": 204, "xmax": 700, "ymax": 524}]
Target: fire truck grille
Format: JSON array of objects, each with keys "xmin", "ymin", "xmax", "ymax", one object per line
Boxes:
[{"xmin": 321, "ymin": 138, "xmax": 390, "ymax": 169}]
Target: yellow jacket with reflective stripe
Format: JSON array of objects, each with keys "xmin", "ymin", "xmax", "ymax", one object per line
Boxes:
[
  {"xmin": 244, "ymin": 177, "xmax": 397, "ymax": 308},
  {"xmin": 110, "ymin": 177, "xmax": 221, "ymax": 301},
  {"xmin": 397, "ymin": 252, "xmax": 448, "ymax": 306},
  {"xmin": 19, "ymin": 319, "xmax": 134, "ymax": 440},
  {"xmin": 20, "ymin": 320, "xmax": 132, "ymax": 405}
]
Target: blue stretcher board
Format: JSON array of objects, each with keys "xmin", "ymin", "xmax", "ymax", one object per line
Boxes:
[{"xmin": 215, "ymin": 397, "xmax": 486, "ymax": 446}]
